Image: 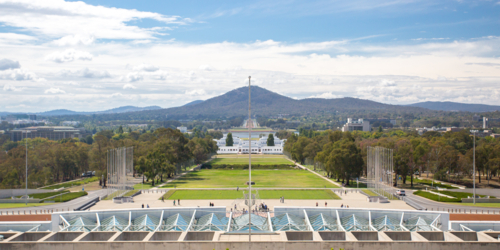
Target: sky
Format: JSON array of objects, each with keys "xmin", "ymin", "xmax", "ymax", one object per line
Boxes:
[{"xmin": 0, "ymin": 0, "xmax": 499, "ymax": 112}]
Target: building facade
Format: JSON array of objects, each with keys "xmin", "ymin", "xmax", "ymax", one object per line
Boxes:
[
  {"xmin": 10, "ymin": 126, "xmax": 89, "ymax": 142},
  {"xmin": 215, "ymin": 135, "xmax": 285, "ymax": 154},
  {"xmin": 341, "ymin": 118, "xmax": 371, "ymax": 132},
  {"xmin": 177, "ymin": 126, "xmax": 188, "ymax": 133}
]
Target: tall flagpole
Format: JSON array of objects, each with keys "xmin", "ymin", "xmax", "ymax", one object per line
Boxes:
[{"xmin": 248, "ymin": 76, "xmax": 252, "ymax": 249}]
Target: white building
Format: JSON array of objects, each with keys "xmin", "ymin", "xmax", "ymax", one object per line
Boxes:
[
  {"xmin": 483, "ymin": 117, "xmax": 488, "ymax": 129},
  {"xmin": 341, "ymin": 118, "xmax": 371, "ymax": 132},
  {"xmin": 177, "ymin": 126, "xmax": 188, "ymax": 133},
  {"xmin": 62, "ymin": 121, "xmax": 80, "ymax": 127},
  {"xmin": 215, "ymin": 135, "xmax": 285, "ymax": 154}
]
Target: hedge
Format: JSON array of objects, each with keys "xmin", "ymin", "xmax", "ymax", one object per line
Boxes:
[{"xmin": 45, "ymin": 191, "xmax": 88, "ymax": 202}]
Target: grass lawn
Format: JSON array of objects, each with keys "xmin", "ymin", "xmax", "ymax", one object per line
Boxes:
[
  {"xmin": 217, "ymin": 155, "xmax": 285, "ymax": 158},
  {"xmin": 12, "ymin": 190, "xmax": 69, "ymax": 199},
  {"xmin": 0, "ymin": 203, "xmax": 52, "ymax": 209},
  {"xmin": 42, "ymin": 177, "xmax": 99, "ymax": 190},
  {"xmin": 362, "ymin": 189, "xmax": 378, "ymax": 196},
  {"xmin": 455, "ymin": 203, "xmax": 500, "ymax": 208},
  {"xmin": 210, "ymin": 157, "xmax": 292, "ymax": 165},
  {"xmin": 161, "ymin": 169, "xmax": 338, "ymax": 188},
  {"xmin": 163, "ymin": 189, "xmax": 340, "ymax": 200},
  {"xmin": 45, "ymin": 191, "xmax": 87, "ymax": 202}
]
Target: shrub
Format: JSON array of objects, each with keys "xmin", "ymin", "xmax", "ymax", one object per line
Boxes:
[{"xmin": 201, "ymin": 163, "xmax": 294, "ymax": 170}]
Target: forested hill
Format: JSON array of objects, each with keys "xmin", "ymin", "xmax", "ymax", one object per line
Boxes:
[
  {"xmin": 68, "ymin": 86, "xmax": 428, "ymax": 121},
  {"xmin": 408, "ymin": 101, "xmax": 500, "ymax": 112}
]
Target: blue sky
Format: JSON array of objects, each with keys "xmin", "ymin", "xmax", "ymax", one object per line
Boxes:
[{"xmin": 0, "ymin": 0, "xmax": 499, "ymax": 112}]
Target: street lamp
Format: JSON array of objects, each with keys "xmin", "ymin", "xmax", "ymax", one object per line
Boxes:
[
  {"xmin": 470, "ymin": 130, "xmax": 478, "ymax": 204},
  {"xmin": 247, "ymin": 76, "xmax": 252, "ymax": 249},
  {"xmin": 23, "ymin": 130, "xmax": 30, "ymax": 206}
]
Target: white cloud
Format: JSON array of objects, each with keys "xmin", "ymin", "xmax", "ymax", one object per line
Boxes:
[
  {"xmin": 132, "ymin": 63, "xmax": 159, "ymax": 72},
  {"xmin": 3, "ymin": 84, "xmax": 23, "ymax": 91},
  {"xmin": 0, "ymin": 0, "xmax": 189, "ymax": 41},
  {"xmin": 199, "ymin": 65, "xmax": 214, "ymax": 71},
  {"xmin": 0, "ymin": 68, "xmax": 40, "ymax": 81},
  {"xmin": 52, "ymin": 35, "xmax": 95, "ymax": 46},
  {"xmin": 59, "ymin": 68, "xmax": 111, "ymax": 79},
  {"xmin": 110, "ymin": 93, "xmax": 123, "ymax": 98},
  {"xmin": 0, "ymin": 58, "xmax": 20, "ymax": 70},
  {"xmin": 0, "ymin": 32, "xmax": 36, "ymax": 44},
  {"xmin": 185, "ymin": 89, "xmax": 206, "ymax": 96},
  {"xmin": 91, "ymin": 84, "xmax": 104, "ymax": 89},
  {"xmin": 45, "ymin": 87, "xmax": 65, "ymax": 94},
  {"xmin": 45, "ymin": 49, "xmax": 93, "ymax": 63},
  {"xmin": 309, "ymin": 92, "xmax": 343, "ymax": 99},
  {"xmin": 123, "ymin": 84, "xmax": 137, "ymax": 89},
  {"xmin": 126, "ymin": 72, "xmax": 143, "ymax": 82},
  {"xmin": 61, "ymin": 81, "xmax": 79, "ymax": 86}
]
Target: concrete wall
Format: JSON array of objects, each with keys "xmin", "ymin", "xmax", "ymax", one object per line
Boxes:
[
  {"xmin": 0, "ymin": 189, "xmax": 52, "ymax": 199},
  {"xmin": 1, "ymin": 241, "xmax": 500, "ymax": 250}
]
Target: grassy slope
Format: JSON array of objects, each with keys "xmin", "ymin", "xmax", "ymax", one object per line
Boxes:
[
  {"xmin": 414, "ymin": 190, "xmax": 492, "ymax": 202},
  {"xmin": 161, "ymin": 169, "xmax": 338, "ymax": 188},
  {"xmin": 42, "ymin": 177, "xmax": 99, "ymax": 190},
  {"xmin": 45, "ymin": 191, "xmax": 87, "ymax": 202},
  {"xmin": 164, "ymin": 189, "xmax": 340, "ymax": 200},
  {"xmin": 210, "ymin": 157, "xmax": 291, "ymax": 165}
]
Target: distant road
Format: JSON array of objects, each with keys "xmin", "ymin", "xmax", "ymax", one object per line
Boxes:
[{"xmin": 0, "ymin": 189, "xmax": 109, "ymax": 214}]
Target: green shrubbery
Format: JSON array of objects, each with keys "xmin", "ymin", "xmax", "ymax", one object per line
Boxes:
[
  {"xmin": 201, "ymin": 163, "xmax": 293, "ymax": 169},
  {"xmin": 414, "ymin": 190, "xmax": 493, "ymax": 202}
]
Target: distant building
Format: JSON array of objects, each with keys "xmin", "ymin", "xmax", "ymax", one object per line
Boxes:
[
  {"xmin": 341, "ymin": 118, "xmax": 371, "ymax": 132},
  {"xmin": 61, "ymin": 121, "xmax": 80, "ymax": 127},
  {"xmin": 177, "ymin": 126, "xmax": 188, "ymax": 133},
  {"xmin": 29, "ymin": 114, "xmax": 37, "ymax": 121},
  {"xmin": 215, "ymin": 135, "xmax": 285, "ymax": 154},
  {"xmin": 473, "ymin": 114, "xmax": 481, "ymax": 122},
  {"xmin": 0, "ymin": 116, "xmax": 2, "ymax": 123},
  {"xmin": 446, "ymin": 127, "xmax": 461, "ymax": 132},
  {"xmin": 10, "ymin": 126, "xmax": 89, "ymax": 142},
  {"xmin": 483, "ymin": 117, "xmax": 488, "ymax": 129},
  {"xmin": 491, "ymin": 134, "xmax": 500, "ymax": 139}
]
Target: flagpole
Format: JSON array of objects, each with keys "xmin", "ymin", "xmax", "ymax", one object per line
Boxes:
[{"xmin": 248, "ymin": 76, "xmax": 252, "ymax": 249}]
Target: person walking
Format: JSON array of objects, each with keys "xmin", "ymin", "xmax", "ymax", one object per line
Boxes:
[
  {"xmin": 142, "ymin": 204, "xmax": 144, "ymax": 208},
  {"xmin": 161, "ymin": 196, "xmax": 164, "ymax": 202},
  {"xmin": 147, "ymin": 204, "xmax": 150, "ymax": 208},
  {"xmin": 178, "ymin": 199, "xmax": 180, "ymax": 206},
  {"xmin": 316, "ymin": 202, "xmax": 318, "ymax": 207},
  {"xmin": 325, "ymin": 202, "xmax": 327, "ymax": 207},
  {"xmin": 173, "ymin": 200, "xmax": 176, "ymax": 206}
]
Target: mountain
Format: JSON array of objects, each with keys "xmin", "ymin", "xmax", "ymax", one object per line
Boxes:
[
  {"xmin": 183, "ymin": 100, "xmax": 204, "ymax": 106},
  {"xmin": 0, "ymin": 106, "xmax": 163, "ymax": 117},
  {"xmin": 107, "ymin": 86, "xmax": 428, "ymax": 120},
  {"xmin": 408, "ymin": 102, "xmax": 500, "ymax": 112}
]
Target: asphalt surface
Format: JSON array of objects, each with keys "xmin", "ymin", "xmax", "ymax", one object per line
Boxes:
[{"xmin": 0, "ymin": 189, "xmax": 110, "ymax": 214}]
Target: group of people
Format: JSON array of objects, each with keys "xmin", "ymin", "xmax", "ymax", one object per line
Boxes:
[
  {"xmin": 279, "ymin": 196, "xmax": 285, "ymax": 203},
  {"xmin": 141, "ymin": 204, "xmax": 150, "ymax": 208},
  {"xmin": 173, "ymin": 199, "xmax": 181, "ymax": 206},
  {"xmin": 209, "ymin": 202, "xmax": 215, "ymax": 207},
  {"xmin": 259, "ymin": 202, "xmax": 269, "ymax": 211},
  {"xmin": 315, "ymin": 202, "xmax": 328, "ymax": 207},
  {"xmin": 340, "ymin": 204, "xmax": 350, "ymax": 208}
]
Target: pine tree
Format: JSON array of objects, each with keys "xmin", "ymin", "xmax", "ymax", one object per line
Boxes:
[
  {"xmin": 226, "ymin": 133, "xmax": 234, "ymax": 146},
  {"xmin": 267, "ymin": 134, "xmax": 275, "ymax": 146},
  {"xmin": 118, "ymin": 125, "xmax": 124, "ymax": 134}
]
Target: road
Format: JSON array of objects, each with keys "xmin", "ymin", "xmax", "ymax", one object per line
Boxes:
[
  {"xmin": 0, "ymin": 189, "xmax": 109, "ymax": 214},
  {"xmin": 405, "ymin": 190, "xmax": 500, "ymax": 212}
]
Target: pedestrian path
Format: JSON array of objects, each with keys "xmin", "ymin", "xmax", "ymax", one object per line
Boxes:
[{"xmin": 290, "ymin": 160, "xmax": 341, "ymax": 187}]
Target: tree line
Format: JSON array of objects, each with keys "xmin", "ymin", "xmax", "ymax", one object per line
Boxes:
[
  {"xmin": 284, "ymin": 129, "xmax": 500, "ymax": 187},
  {"xmin": 0, "ymin": 128, "xmax": 217, "ymax": 189}
]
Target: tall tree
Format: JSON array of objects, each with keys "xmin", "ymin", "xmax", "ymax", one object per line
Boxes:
[
  {"xmin": 267, "ymin": 134, "xmax": 275, "ymax": 146},
  {"xmin": 226, "ymin": 133, "xmax": 234, "ymax": 146}
]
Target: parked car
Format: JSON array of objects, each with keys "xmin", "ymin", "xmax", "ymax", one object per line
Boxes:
[{"xmin": 396, "ymin": 189, "xmax": 406, "ymax": 196}]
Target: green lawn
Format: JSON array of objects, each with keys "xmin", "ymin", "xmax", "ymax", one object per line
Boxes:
[
  {"xmin": 42, "ymin": 177, "xmax": 99, "ymax": 190},
  {"xmin": 414, "ymin": 190, "xmax": 492, "ymax": 202},
  {"xmin": 456, "ymin": 203, "xmax": 500, "ymax": 208},
  {"xmin": 45, "ymin": 191, "xmax": 87, "ymax": 202},
  {"xmin": 164, "ymin": 189, "xmax": 340, "ymax": 200},
  {"xmin": 161, "ymin": 169, "xmax": 338, "ymax": 188},
  {"xmin": 210, "ymin": 157, "xmax": 292, "ymax": 165},
  {"xmin": 133, "ymin": 180, "xmax": 165, "ymax": 190},
  {"xmin": 0, "ymin": 203, "xmax": 52, "ymax": 209},
  {"xmin": 362, "ymin": 189, "xmax": 378, "ymax": 196}
]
